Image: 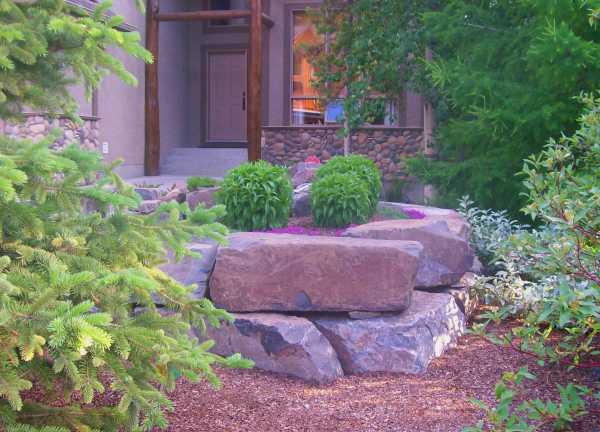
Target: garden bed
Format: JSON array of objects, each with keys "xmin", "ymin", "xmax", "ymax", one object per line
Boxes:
[
  {"xmin": 259, "ymin": 206, "xmax": 426, "ymax": 237},
  {"xmin": 155, "ymin": 319, "xmax": 599, "ymax": 432}
]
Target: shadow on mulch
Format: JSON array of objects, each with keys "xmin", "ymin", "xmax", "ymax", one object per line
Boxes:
[{"xmin": 158, "ymin": 321, "xmax": 599, "ymax": 432}]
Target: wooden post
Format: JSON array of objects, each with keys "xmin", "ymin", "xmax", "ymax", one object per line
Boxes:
[
  {"xmin": 247, "ymin": 0, "xmax": 262, "ymax": 161},
  {"xmin": 145, "ymin": 0, "xmax": 160, "ymax": 176}
]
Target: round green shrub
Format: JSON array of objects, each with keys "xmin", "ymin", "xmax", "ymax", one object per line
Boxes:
[
  {"xmin": 311, "ymin": 173, "xmax": 371, "ymax": 227},
  {"xmin": 217, "ymin": 161, "xmax": 292, "ymax": 231},
  {"xmin": 315, "ymin": 155, "xmax": 382, "ymax": 213}
]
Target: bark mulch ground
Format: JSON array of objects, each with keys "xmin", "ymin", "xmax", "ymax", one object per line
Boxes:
[{"xmin": 159, "ymin": 322, "xmax": 599, "ymax": 432}]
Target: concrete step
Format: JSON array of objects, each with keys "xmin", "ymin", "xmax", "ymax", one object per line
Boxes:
[{"xmin": 161, "ymin": 147, "xmax": 248, "ymax": 177}]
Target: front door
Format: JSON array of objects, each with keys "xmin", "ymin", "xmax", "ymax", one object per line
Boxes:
[{"xmin": 207, "ymin": 51, "xmax": 247, "ymax": 143}]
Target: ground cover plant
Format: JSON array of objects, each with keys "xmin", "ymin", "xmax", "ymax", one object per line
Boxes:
[
  {"xmin": 462, "ymin": 94, "xmax": 600, "ymax": 431},
  {"xmin": 186, "ymin": 176, "xmax": 220, "ymax": 191},
  {"xmin": 216, "ymin": 161, "xmax": 293, "ymax": 231},
  {"xmin": 0, "ymin": 0, "xmax": 252, "ymax": 430}
]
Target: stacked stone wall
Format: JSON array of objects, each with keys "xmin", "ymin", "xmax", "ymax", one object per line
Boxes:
[
  {"xmin": 0, "ymin": 114, "xmax": 100, "ymax": 152},
  {"xmin": 262, "ymin": 126, "xmax": 425, "ymax": 182}
]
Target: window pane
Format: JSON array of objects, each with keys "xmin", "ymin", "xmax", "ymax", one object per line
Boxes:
[
  {"xmin": 292, "ymin": 99, "xmax": 324, "ymax": 125},
  {"xmin": 292, "ymin": 12, "xmax": 323, "ymax": 98}
]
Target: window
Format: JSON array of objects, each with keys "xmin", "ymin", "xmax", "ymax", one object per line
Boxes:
[
  {"xmin": 291, "ymin": 11, "xmax": 324, "ymax": 125},
  {"xmin": 210, "ymin": 0, "xmax": 248, "ymax": 26},
  {"xmin": 290, "ymin": 10, "xmax": 401, "ymax": 126}
]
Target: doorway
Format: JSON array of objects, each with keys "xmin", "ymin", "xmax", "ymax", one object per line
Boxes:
[{"xmin": 207, "ymin": 50, "xmax": 247, "ymax": 145}]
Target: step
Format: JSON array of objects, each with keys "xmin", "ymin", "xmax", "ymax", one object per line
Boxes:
[{"xmin": 161, "ymin": 147, "xmax": 248, "ymax": 177}]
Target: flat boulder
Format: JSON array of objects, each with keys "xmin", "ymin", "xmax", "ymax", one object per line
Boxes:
[
  {"xmin": 344, "ymin": 219, "xmax": 474, "ymax": 288},
  {"xmin": 312, "ymin": 291, "xmax": 465, "ymax": 375},
  {"xmin": 158, "ymin": 241, "xmax": 218, "ymax": 301},
  {"xmin": 292, "ymin": 185, "xmax": 311, "ymax": 217},
  {"xmin": 187, "ymin": 187, "xmax": 219, "ymax": 210},
  {"xmin": 202, "ymin": 313, "xmax": 343, "ymax": 384},
  {"xmin": 378, "ymin": 201, "xmax": 471, "ymax": 241},
  {"xmin": 209, "ymin": 233, "xmax": 422, "ymax": 312}
]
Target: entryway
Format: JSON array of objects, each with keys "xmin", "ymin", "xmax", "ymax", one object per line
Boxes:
[{"xmin": 207, "ymin": 51, "xmax": 247, "ymax": 145}]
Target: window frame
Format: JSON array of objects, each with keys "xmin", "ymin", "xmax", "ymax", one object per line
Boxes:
[{"xmin": 286, "ymin": 6, "xmax": 402, "ymax": 127}]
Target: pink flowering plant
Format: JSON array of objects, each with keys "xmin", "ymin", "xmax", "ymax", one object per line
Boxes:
[{"xmin": 304, "ymin": 155, "xmax": 321, "ymax": 164}]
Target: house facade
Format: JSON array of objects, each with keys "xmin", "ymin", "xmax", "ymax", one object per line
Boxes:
[{"xmin": 1, "ymin": 0, "xmax": 434, "ymax": 189}]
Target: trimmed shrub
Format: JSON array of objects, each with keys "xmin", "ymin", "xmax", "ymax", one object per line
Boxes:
[
  {"xmin": 187, "ymin": 176, "xmax": 220, "ymax": 190},
  {"xmin": 311, "ymin": 173, "xmax": 371, "ymax": 227},
  {"xmin": 315, "ymin": 155, "xmax": 382, "ymax": 213},
  {"xmin": 216, "ymin": 161, "xmax": 293, "ymax": 231}
]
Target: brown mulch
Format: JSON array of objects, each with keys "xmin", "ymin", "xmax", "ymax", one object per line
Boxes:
[{"xmin": 159, "ymin": 321, "xmax": 599, "ymax": 432}]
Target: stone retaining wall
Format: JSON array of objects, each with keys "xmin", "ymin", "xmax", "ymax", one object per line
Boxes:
[
  {"xmin": 262, "ymin": 126, "xmax": 425, "ymax": 182},
  {"xmin": 0, "ymin": 113, "xmax": 100, "ymax": 152}
]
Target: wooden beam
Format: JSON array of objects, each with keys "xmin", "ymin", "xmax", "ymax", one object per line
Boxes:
[
  {"xmin": 247, "ymin": 0, "xmax": 262, "ymax": 161},
  {"xmin": 145, "ymin": 0, "xmax": 160, "ymax": 176},
  {"xmin": 157, "ymin": 9, "xmax": 250, "ymax": 22}
]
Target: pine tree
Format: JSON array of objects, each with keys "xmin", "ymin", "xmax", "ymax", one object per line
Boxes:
[{"xmin": 0, "ymin": 1, "xmax": 252, "ymax": 430}]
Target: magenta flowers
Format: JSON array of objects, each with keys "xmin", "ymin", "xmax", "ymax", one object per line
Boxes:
[
  {"xmin": 263, "ymin": 225, "xmax": 346, "ymax": 237},
  {"xmin": 401, "ymin": 208, "xmax": 427, "ymax": 219}
]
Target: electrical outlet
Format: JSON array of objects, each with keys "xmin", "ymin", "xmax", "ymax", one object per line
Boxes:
[{"xmin": 102, "ymin": 142, "xmax": 109, "ymax": 154}]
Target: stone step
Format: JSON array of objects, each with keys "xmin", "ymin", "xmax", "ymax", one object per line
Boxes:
[{"xmin": 161, "ymin": 147, "xmax": 248, "ymax": 177}]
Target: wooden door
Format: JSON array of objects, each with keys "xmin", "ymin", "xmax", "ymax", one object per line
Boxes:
[{"xmin": 208, "ymin": 51, "xmax": 247, "ymax": 142}]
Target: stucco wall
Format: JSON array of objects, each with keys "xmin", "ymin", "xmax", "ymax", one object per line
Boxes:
[
  {"xmin": 159, "ymin": 0, "xmax": 190, "ymax": 161},
  {"xmin": 98, "ymin": 0, "xmax": 146, "ymax": 178}
]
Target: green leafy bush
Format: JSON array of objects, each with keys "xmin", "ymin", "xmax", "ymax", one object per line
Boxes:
[
  {"xmin": 311, "ymin": 173, "xmax": 371, "ymax": 227},
  {"xmin": 315, "ymin": 155, "xmax": 382, "ymax": 213},
  {"xmin": 186, "ymin": 176, "xmax": 220, "ymax": 191},
  {"xmin": 0, "ymin": 137, "xmax": 253, "ymax": 431},
  {"xmin": 466, "ymin": 93, "xmax": 600, "ymax": 431},
  {"xmin": 457, "ymin": 196, "xmax": 528, "ymax": 269},
  {"xmin": 216, "ymin": 161, "xmax": 292, "ymax": 231}
]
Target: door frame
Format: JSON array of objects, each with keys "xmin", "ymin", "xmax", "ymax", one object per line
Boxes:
[{"xmin": 203, "ymin": 47, "xmax": 248, "ymax": 148}]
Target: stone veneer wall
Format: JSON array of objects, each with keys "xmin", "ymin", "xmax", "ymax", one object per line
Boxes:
[
  {"xmin": 0, "ymin": 114, "xmax": 100, "ymax": 152},
  {"xmin": 262, "ymin": 126, "xmax": 424, "ymax": 181}
]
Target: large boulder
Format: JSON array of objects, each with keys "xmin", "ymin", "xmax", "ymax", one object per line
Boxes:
[
  {"xmin": 158, "ymin": 241, "xmax": 218, "ymax": 301},
  {"xmin": 378, "ymin": 201, "xmax": 470, "ymax": 241},
  {"xmin": 209, "ymin": 232, "xmax": 422, "ymax": 312},
  {"xmin": 290, "ymin": 162, "xmax": 320, "ymax": 188},
  {"xmin": 312, "ymin": 291, "xmax": 465, "ymax": 375},
  {"xmin": 187, "ymin": 187, "xmax": 219, "ymax": 210},
  {"xmin": 344, "ymin": 219, "xmax": 474, "ymax": 288},
  {"xmin": 202, "ymin": 313, "xmax": 343, "ymax": 384},
  {"xmin": 292, "ymin": 184, "xmax": 311, "ymax": 217}
]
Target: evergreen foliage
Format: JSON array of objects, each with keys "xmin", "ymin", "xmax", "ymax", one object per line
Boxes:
[
  {"xmin": 0, "ymin": 136, "xmax": 252, "ymax": 431},
  {"xmin": 413, "ymin": 0, "xmax": 600, "ymax": 216},
  {"xmin": 0, "ymin": 0, "xmax": 151, "ymax": 120},
  {"xmin": 0, "ymin": 0, "xmax": 252, "ymax": 430},
  {"xmin": 311, "ymin": 0, "xmax": 600, "ymax": 217}
]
